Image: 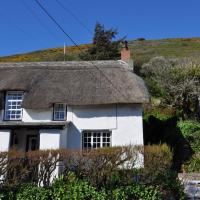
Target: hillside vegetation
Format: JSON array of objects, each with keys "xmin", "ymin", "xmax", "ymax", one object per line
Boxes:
[
  {"xmin": 0, "ymin": 44, "xmax": 90, "ymax": 62},
  {"xmin": 1, "ymin": 37, "xmax": 200, "ymax": 63}
]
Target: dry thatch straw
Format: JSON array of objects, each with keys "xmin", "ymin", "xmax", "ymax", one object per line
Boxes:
[{"xmin": 0, "ymin": 61, "xmax": 149, "ymax": 109}]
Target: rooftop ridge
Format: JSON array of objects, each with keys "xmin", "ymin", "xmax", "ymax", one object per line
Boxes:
[{"xmin": 0, "ymin": 60, "xmax": 128, "ymax": 70}]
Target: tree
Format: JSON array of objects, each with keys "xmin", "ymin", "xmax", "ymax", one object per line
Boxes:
[
  {"xmin": 141, "ymin": 57, "xmax": 200, "ymax": 120},
  {"xmin": 80, "ymin": 23, "xmax": 124, "ymax": 60}
]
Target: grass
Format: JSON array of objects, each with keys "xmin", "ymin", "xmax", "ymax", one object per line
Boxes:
[
  {"xmin": 131, "ymin": 37, "xmax": 200, "ymax": 66},
  {"xmin": 0, "ymin": 44, "xmax": 90, "ymax": 62},
  {"xmin": 1, "ymin": 37, "xmax": 200, "ymax": 63}
]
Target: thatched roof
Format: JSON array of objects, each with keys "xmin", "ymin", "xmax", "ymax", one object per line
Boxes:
[{"xmin": 0, "ymin": 61, "xmax": 149, "ymax": 109}]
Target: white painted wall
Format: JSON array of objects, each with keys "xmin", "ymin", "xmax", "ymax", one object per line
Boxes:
[
  {"xmin": 0, "ymin": 108, "xmax": 53, "ymax": 123},
  {"xmin": 0, "ymin": 130, "xmax": 11, "ymax": 182},
  {"xmin": 39, "ymin": 129, "xmax": 67, "ymax": 182},
  {"xmin": 71, "ymin": 105, "xmax": 117, "ymax": 130},
  {"xmin": 112, "ymin": 105, "xmax": 143, "ymax": 146},
  {"xmin": 67, "ymin": 104, "xmax": 143, "ymax": 149},
  {"xmin": 39, "ymin": 129, "xmax": 63, "ymax": 150},
  {"xmin": 0, "ymin": 104, "xmax": 144, "ymax": 151},
  {"xmin": 0, "ymin": 130, "xmax": 11, "ymax": 152},
  {"xmin": 23, "ymin": 109, "xmax": 53, "ymax": 122}
]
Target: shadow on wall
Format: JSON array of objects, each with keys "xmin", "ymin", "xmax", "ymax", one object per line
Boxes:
[
  {"xmin": 25, "ymin": 109, "xmax": 52, "ymax": 121},
  {"xmin": 67, "ymin": 123, "xmax": 82, "ymax": 149},
  {"xmin": 143, "ymin": 116, "xmax": 193, "ymax": 171},
  {"xmin": 73, "ymin": 105, "xmax": 141, "ymax": 119}
]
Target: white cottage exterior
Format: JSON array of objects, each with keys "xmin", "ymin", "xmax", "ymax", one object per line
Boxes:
[{"xmin": 0, "ymin": 60, "xmax": 149, "ymax": 153}]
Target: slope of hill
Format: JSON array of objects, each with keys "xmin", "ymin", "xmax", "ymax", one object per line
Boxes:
[
  {"xmin": 130, "ymin": 37, "xmax": 200, "ymax": 66},
  {"xmin": 1, "ymin": 38, "xmax": 200, "ymax": 63},
  {"xmin": 0, "ymin": 44, "xmax": 90, "ymax": 62}
]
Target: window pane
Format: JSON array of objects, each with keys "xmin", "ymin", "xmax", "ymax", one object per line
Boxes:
[
  {"xmin": 54, "ymin": 104, "xmax": 66, "ymax": 120},
  {"xmin": 5, "ymin": 92, "xmax": 23, "ymax": 120},
  {"xmin": 83, "ymin": 131, "xmax": 111, "ymax": 150}
]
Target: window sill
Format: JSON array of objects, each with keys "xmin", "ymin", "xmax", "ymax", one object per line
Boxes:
[{"xmin": 3, "ymin": 119, "xmax": 22, "ymax": 121}]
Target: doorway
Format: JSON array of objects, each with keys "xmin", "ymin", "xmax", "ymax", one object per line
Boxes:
[
  {"xmin": 26, "ymin": 135, "xmax": 39, "ymax": 152},
  {"xmin": 10, "ymin": 129, "xmax": 39, "ymax": 152}
]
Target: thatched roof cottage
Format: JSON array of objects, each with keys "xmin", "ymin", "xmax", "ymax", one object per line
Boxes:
[{"xmin": 0, "ymin": 59, "xmax": 149, "ymax": 156}]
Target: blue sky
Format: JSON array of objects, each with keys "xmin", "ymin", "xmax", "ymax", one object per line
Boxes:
[{"xmin": 0, "ymin": 0, "xmax": 200, "ymax": 56}]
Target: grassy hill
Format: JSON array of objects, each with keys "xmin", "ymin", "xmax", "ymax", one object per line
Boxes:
[
  {"xmin": 1, "ymin": 37, "xmax": 200, "ymax": 63},
  {"xmin": 0, "ymin": 44, "xmax": 90, "ymax": 63},
  {"xmin": 130, "ymin": 37, "xmax": 200, "ymax": 66}
]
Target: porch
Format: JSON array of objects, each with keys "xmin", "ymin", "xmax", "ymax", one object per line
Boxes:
[
  {"xmin": 0, "ymin": 121, "xmax": 68, "ymax": 152},
  {"xmin": 11, "ymin": 129, "xmax": 39, "ymax": 152}
]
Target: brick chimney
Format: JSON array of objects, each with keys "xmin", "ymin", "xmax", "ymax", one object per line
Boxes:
[
  {"xmin": 120, "ymin": 41, "xmax": 134, "ymax": 71},
  {"xmin": 121, "ymin": 41, "xmax": 131, "ymax": 61}
]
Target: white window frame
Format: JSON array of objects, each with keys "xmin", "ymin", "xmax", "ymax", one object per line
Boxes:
[
  {"xmin": 53, "ymin": 104, "xmax": 67, "ymax": 121},
  {"xmin": 4, "ymin": 91, "xmax": 24, "ymax": 121},
  {"xmin": 82, "ymin": 130, "xmax": 112, "ymax": 150}
]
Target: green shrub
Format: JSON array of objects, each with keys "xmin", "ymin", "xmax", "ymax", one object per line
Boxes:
[
  {"xmin": 178, "ymin": 120, "xmax": 200, "ymax": 137},
  {"xmin": 0, "ymin": 189, "xmax": 15, "ymax": 200},
  {"xmin": 104, "ymin": 169, "xmax": 140, "ymax": 189},
  {"xmin": 52, "ymin": 173, "xmax": 163, "ymax": 200},
  {"xmin": 16, "ymin": 184, "xmax": 51, "ymax": 200},
  {"xmin": 183, "ymin": 153, "xmax": 200, "ymax": 172},
  {"xmin": 106, "ymin": 185, "xmax": 162, "ymax": 200},
  {"xmin": 0, "ymin": 146, "xmax": 182, "ymax": 199},
  {"xmin": 125, "ymin": 185, "xmax": 162, "ymax": 200},
  {"xmin": 107, "ymin": 188, "xmax": 127, "ymax": 200},
  {"xmin": 178, "ymin": 120, "xmax": 200, "ymax": 152},
  {"xmin": 187, "ymin": 130, "xmax": 200, "ymax": 152},
  {"xmin": 52, "ymin": 173, "xmax": 106, "ymax": 200},
  {"xmin": 144, "ymin": 106, "xmax": 176, "ymax": 121},
  {"xmin": 154, "ymin": 170, "xmax": 186, "ymax": 200},
  {"xmin": 145, "ymin": 79, "xmax": 166, "ymax": 98},
  {"xmin": 144, "ymin": 144, "xmax": 173, "ymax": 175}
]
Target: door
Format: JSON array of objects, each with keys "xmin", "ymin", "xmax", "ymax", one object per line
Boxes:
[{"xmin": 26, "ymin": 135, "xmax": 39, "ymax": 152}]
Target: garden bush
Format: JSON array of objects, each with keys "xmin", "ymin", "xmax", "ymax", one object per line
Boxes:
[
  {"xmin": 141, "ymin": 57, "xmax": 200, "ymax": 120},
  {"xmin": 178, "ymin": 120, "xmax": 200, "ymax": 137},
  {"xmin": 182, "ymin": 153, "xmax": 200, "ymax": 172},
  {"xmin": 154, "ymin": 170, "xmax": 185, "ymax": 200},
  {"xmin": 0, "ymin": 145, "xmax": 186, "ymax": 199},
  {"xmin": 178, "ymin": 120, "xmax": 200, "ymax": 152},
  {"xmin": 52, "ymin": 173, "xmax": 107, "ymax": 200},
  {"xmin": 61, "ymin": 146, "xmax": 141, "ymax": 188},
  {"xmin": 16, "ymin": 184, "xmax": 51, "ymax": 200},
  {"xmin": 0, "ymin": 146, "xmax": 141, "ymax": 188},
  {"xmin": 0, "ymin": 188, "xmax": 15, "ymax": 200},
  {"xmin": 52, "ymin": 172, "xmax": 163, "ymax": 200},
  {"xmin": 144, "ymin": 143, "xmax": 173, "ymax": 176},
  {"xmin": 106, "ymin": 185, "xmax": 162, "ymax": 200},
  {"xmin": 26, "ymin": 149, "xmax": 62, "ymax": 186},
  {"xmin": 0, "ymin": 150, "xmax": 29, "ymax": 188}
]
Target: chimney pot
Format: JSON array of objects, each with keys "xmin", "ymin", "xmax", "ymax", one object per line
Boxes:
[
  {"xmin": 121, "ymin": 47, "xmax": 131, "ymax": 61},
  {"xmin": 120, "ymin": 41, "xmax": 134, "ymax": 71}
]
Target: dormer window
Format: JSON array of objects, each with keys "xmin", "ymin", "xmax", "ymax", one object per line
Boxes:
[
  {"xmin": 4, "ymin": 91, "xmax": 24, "ymax": 120},
  {"xmin": 53, "ymin": 104, "xmax": 67, "ymax": 121}
]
